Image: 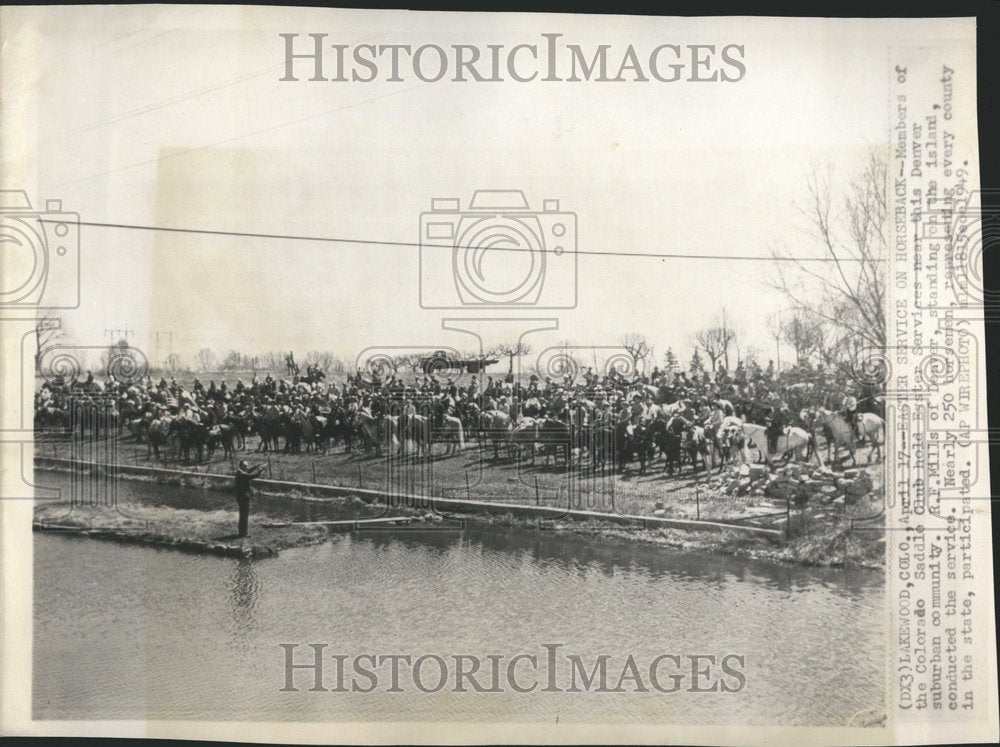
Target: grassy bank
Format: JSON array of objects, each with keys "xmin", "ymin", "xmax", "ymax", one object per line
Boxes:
[
  {"xmin": 33, "ymin": 503, "xmax": 337, "ymax": 558},
  {"xmin": 455, "ymin": 501, "xmax": 885, "ymax": 570},
  {"xmin": 34, "ymin": 455, "xmax": 884, "ymax": 569}
]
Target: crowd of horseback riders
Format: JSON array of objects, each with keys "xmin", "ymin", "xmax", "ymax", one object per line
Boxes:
[{"xmin": 34, "ymin": 353, "xmax": 885, "ymax": 475}]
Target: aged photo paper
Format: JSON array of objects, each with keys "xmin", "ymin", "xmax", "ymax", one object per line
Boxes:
[{"xmin": 1, "ymin": 6, "xmax": 997, "ymax": 744}]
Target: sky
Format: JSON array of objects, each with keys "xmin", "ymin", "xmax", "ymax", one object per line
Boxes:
[{"xmin": 3, "ymin": 8, "xmax": 964, "ymax": 374}]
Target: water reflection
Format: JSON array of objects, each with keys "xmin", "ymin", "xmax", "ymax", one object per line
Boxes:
[
  {"xmin": 227, "ymin": 558, "xmax": 261, "ymax": 644},
  {"xmin": 37, "ymin": 470, "xmax": 882, "ymax": 602},
  {"xmin": 349, "ymin": 524, "xmax": 880, "ymax": 602}
]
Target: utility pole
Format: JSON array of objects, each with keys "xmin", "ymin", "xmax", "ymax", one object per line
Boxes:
[
  {"xmin": 152, "ymin": 331, "xmax": 174, "ymax": 368},
  {"xmin": 722, "ymin": 307, "xmax": 729, "ymax": 371}
]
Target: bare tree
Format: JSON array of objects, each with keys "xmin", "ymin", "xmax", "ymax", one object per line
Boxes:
[
  {"xmin": 492, "ymin": 341, "xmax": 533, "ymax": 378},
  {"xmin": 305, "ymin": 350, "xmax": 343, "ymax": 373},
  {"xmin": 195, "ymin": 347, "xmax": 216, "ymax": 372},
  {"xmin": 34, "ymin": 311, "xmax": 63, "ymax": 373},
  {"xmin": 621, "ymin": 333, "xmax": 653, "ymax": 370},
  {"xmin": 220, "ymin": 350, "xmax": 250, "ymax": 370},
  {"xmin": 771, "ymin": 151, "xmax": 888, "ymax": 350},
  {"xmin": 164, "ymin": 353, "xmax": 183, "ymax": 372},
  {"xmin": 693, "ymin": 326, "xmax": 735, "ymax": 372},
  {"xmin": 390, "ymin": 353, "xmax": 424, "ymax": 374},
  {"xmin": 782, "ymin": 309, "xmax": 824, "ymax": 364},
  {"xmin": 765, "ymin": 312, "xmax": 785, "ymax": 371},
  {"xmin": 260, "ymin": 350, "xmax": 285, "ymax": 373}
]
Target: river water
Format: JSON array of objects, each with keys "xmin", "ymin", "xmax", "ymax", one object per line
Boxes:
[{"xmin": 33, "ymin": 472, "xmax": 884, "ymax": 725}]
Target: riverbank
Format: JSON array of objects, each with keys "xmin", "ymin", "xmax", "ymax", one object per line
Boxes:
[
  {"xmin": 450, "ymin": 508, "xmax": 885, "ymax": 569},
  {"xmin": 32, "ymin": 457, "xmax": 883, "ymax": 568},
  {"xmin": 33, "ymin": 503, "xmax": 333, "ymax": 558}
]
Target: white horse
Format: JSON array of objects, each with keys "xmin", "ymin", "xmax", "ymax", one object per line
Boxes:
[
  {"xmin": 741, "ymin": 422, "xmax": 821, "ymax": 467},
  {"xmin": 435, "ymin": 414, "xmax": 465, "ymax": 457},
  {"xmin": 480, "ymin": 409, "xmax": 514, "ymax": 459},
  {"xmin": 810, "ymin": 408, "xmax": 884, "ymax": 465}
]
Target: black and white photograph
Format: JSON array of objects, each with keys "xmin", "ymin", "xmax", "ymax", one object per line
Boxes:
[{"xmin": 0, "ymin": 6, "xmax": 996, "ymax": 744}]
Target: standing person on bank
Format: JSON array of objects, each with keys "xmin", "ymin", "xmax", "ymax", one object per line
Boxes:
[{"xmin": 234, "ymin": 460, "xmax": 265, "ymax": 538}]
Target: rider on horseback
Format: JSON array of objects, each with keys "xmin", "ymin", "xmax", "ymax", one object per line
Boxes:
[
  {"xmin": 765, "ymin": 400, "xmax": 788, "ymax": 455},
  {"xmin": 841, "ymin": 394, "xmax": 864, "ymax": 443}
]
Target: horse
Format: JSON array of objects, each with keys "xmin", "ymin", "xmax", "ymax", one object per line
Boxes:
[
  {"xmin": 402, "ymin": 413, "xmax": 432, "ymax": 459},
  {"xmin": 684, "ymin": 422, "xmax": 712, "ymax": 474},
  {"xmin": 433, "ymin": 408, "xmax": 465, "ymax": 457},
  {"xmin": 705, "ymin": 416, "xmax": 744, "ymax": 472},
  {"xmin": 326, "ymin": 405, "xmax": 357, "ymax": 453},
  {"xmin": 536, "ymin": 418, "xmax": 572, "ymax": 467},
  {"xmin": 140, "ymin": 416, "xmax": 174, "ymax": 461},
  {"xmin": 207, "ymin": 424, "xmax": 235, "ymax": 459},
  {"xmin": 511, "ymin": 417, "xmax": 570, "ymax": 466},
  {"xmin": 589, "ymin": 422, "xmax": 617, "ymax": 471},
  {"xmin": 511, "ymin": 417, "xmax": 540, "ymax": 463},
  {"xmin": 171, "ymin": 418, "xmax": 209, "ymax": 463},
  {"xmin": 642, "ymin": 417, "xmax": 682, "ymax": 475},
  {"xmin": 740, "ymin": 422, "xmax": 819, "ymax": 467},
  {"xmin": 35, "ymin": 406, "xmax": 71, "ymax": 438},
  {"xmin": 381, "ymin": 414, "xmax": 407, "ymax": 456},
  {"xmin": 614, "ymin": 419, "xmax": 648, "ymax": 473},
  {"xmin": 253, "ymin": 414, "xmax": 282, "ymax": 453},
  {"xmin": 223, "ymin": 413, "xmax": 249, "ymax": 450},
  {"xmin": 479, "ymin": 409, "xmax": 514, "ymax": 460},
  {"xmin": 809, "ymin": 408, "xmax": 884, "ymax": 465},
  {"xmin": 353, "ymin": 411, "xmax": 384, "ymax": 456}
]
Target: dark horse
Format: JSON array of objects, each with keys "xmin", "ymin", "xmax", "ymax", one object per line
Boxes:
[
  {"xmin": 171, "ymin": 419, "xmax": 209, "ymax": 462},
  {"xmin": 644, "ymin": 417, "xmax": 683, "ymax": 475},
  {"xmin": 614, "ymin": 419, "xmax": 649, "ymax": 474}
]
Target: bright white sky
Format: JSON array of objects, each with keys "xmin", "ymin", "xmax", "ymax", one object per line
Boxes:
[{"xmin": 3, "ymin": 8, "xmax": 968, "ymax": 373}]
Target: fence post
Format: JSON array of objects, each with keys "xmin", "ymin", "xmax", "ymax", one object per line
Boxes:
[
  {"xmin": 465, "ymin": 471, "xmax": 471, "ymax": 501},
  {"xmin": 534, "ymin": 476, "xmax": 540, "ymax": 505},
  {"xmin": 785, "ymin": 495, "xmax": 791, "ymax": 538},
  {"xmin": 312, "ymin": 459, "xmax": 317, "ymax": 484},
  {"xmin": 696, "ymin": 487, "xmax": 700, "ymax": 521},
  {"xmin": 266, "ymin": 454, "xmax": 272, "ymax": 478},
  {"xmin": 358, "ymin": 464, "xmax": 364, "ymax": 489},
  {"xmin": 611, "ymin": 477, "xmax": 615, "ymax": 514}
]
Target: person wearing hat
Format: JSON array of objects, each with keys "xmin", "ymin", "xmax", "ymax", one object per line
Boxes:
[
  {"xmin": 629, "ymin": 393, "xmax": 646, "ymax": 425},
  {"xmin": 840, "ymin": 394, "xmax": 863, "ymax": 443},
  {"xmin": 523, "ymin": 389, "xmax": 543, "ymax": 418},
  {"xmin": 234, "ymin": 460, "xmax": 266, "ymax": 538}
]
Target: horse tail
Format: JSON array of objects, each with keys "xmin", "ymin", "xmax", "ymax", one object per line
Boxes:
[{"xmin": 806, "ymin": 432, "xmax": 816, "ymax": 461}]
